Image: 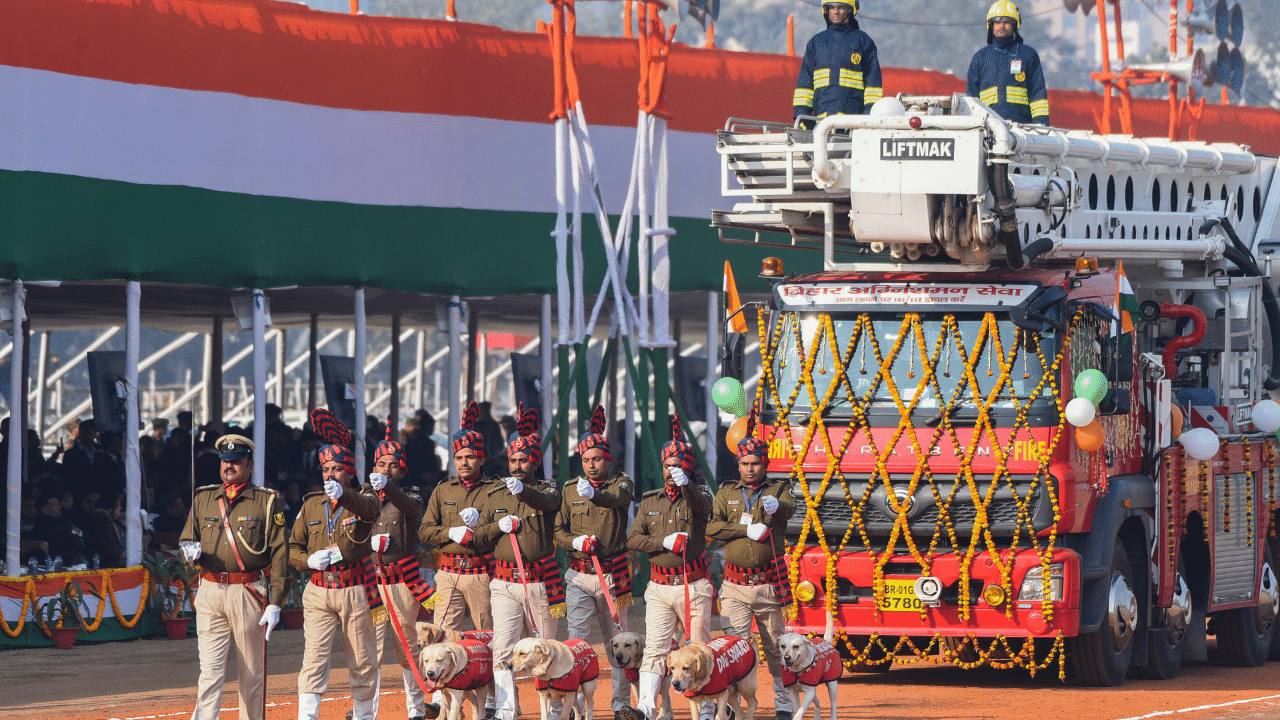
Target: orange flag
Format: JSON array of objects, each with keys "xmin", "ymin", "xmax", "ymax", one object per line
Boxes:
[{"xmin": 724, "ymin": 261, "xmax": 747, "ymax": 333}]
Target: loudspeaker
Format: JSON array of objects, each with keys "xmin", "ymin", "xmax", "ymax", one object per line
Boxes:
[
  {"xmin": 674, "ymin": 355, "xmax": 708, "ymax": 423},
  {"xmin": 318, "ymin": 355, "xmax": 357, "ymax": 432},
  {"xmin": 87, "ymin": 351, "xmax": 128, "ymax": 433},
  {"xmin": 510, "ymin": 352, "xmax": 544, "ymax": 416},
  {"xmin": 1131, "ymin": 49, "xmax": 1206, "ymax": 86}
]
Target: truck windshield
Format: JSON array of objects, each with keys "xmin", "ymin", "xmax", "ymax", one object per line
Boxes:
[{"xmin": 764, "ymin": 311, "xmax": 1059, "ymax": 418}]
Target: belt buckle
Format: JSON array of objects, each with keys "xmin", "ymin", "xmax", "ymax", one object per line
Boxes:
[
  {"xmin": 215, "ymin": 572, "xmax": 231, "ymax": 584},
  {"xmin": 670, "ymin": 574, "xmax": 684, "ymax": 586},
  {"xmin": 457, "ymin": 556, "xmax": 471, "ymax": 570}
]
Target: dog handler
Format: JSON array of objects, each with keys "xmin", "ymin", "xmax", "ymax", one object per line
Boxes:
[
  {"xmin": 624, "ymin": 419, "xmax": 716, "ymax": 720},
  {"xmin": 708, "ymin": 433, "xmax": 797, "ymax": 720}
]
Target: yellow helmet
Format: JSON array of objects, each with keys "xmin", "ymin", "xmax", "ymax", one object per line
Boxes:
[
  {"xmin": 986, "ymin": 0, "xmax": 1021, "ymax": 28},
  {"xmin": 822, "ymin": 0, "xmax": 858, "ymax": 12}
]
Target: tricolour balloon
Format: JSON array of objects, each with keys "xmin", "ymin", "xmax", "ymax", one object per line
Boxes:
[
  {"xmin": 1065, "ymin": 397, "xmax": 1097, "ymax": 427},
  {"xmin": 1075, "ymin": 419, "xmax": 1106, "ymax": 453},
  {"xmin": 1170, "ymin": 405, "xmax": 1184, "ymax": 439},
  {"xmin": 1179, "ymin": 427, "xmax": 1221, "ymax": 461},
  {"xmin": 1073, "ymin": 369, "xmax": 1108, "ymax": 406},
  {"xmin": 725, "ymin": 417, "xmax": 749, "ymax": 452},
  {"xmin": 1251, "ymin": 399, "xmax": 1280, "ymax": 434},
  {"xmin": 711, "ymin": 377, "xmax": 748, "ymax": 417}
]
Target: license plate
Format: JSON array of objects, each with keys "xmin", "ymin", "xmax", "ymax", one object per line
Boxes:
[{"xmin": 876, "ymin": 579, "xmax": 925, "ymax": 612}]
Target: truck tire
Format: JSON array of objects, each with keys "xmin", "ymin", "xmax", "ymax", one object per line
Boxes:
[
  {"xmin": 1218, "ymin": 546, "xmax": 1277, "ymax": 667},
  {"xmin": 1069, "ymin": 539, "xmax": 1138, "ymax": 686},
  {"xmin": 1138, "ymin": 556, "xmax": 1190, "ymax": 680}
]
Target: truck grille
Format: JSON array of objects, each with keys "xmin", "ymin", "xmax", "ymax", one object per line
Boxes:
[{"xmin": 786, "ymin": 474, "xmax": 1053, "ymax": 546}]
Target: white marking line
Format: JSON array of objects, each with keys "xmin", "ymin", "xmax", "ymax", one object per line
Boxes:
[{"xmin": 1114, "ymin": 693, "xmax": 1280, "ymax": 720}]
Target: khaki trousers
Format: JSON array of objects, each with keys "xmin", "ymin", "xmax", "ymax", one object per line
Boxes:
[
  {"xmin": 298, "ymin": 582, "xmax": 381, "ymax": 708},
  {"xmin": 192, "ymin": 577, "xmax": 268, "ymax": 720},
  {"xmin": 720, "ymin": 581, "xmax": 790, "ymax": 710},
  {"xmin": 432, "ymin": 570, "xmax": 493, "ymax": 633},
  {"xmin": 491, "ymin": 577, "xmax": 560, "ymax": 720},
  {"xmin": 565, "ymin": 568, "xmax": 630, "ymax": 711},
  {"xmin": 639, "ymin": 577, "xmax": 714, "ymax": 675},
  {"xmin": 375, "ymin": 581, "xmax": 428, "ymax": 716}
]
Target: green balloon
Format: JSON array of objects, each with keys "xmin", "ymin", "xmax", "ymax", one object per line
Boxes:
[
  {"xmin": 711, "ymin": 377, "xmax": 748, "ymax": 417},
  {"xmin": 1074, "ymin": 369, "xmax": 1109, "ymax": 406}
]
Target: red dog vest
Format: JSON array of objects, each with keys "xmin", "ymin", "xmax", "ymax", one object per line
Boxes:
[
  {"xmin": 782, "ymin": 640, "xmax": 842, "ymax": 687},
  {"xmin": 536, "ymin": 638, "xmax": 600, "ymax": 692},
  {"xmin": 438, "ymin": 639, "xmax": 493, "ymax": 692},
  {"xmin": 683, "ymin": 636, "xmax": 755, "ymax": 698},
  {"xmin": 461, "ymin": 629, "xmax": 494, "ymax": 644}
]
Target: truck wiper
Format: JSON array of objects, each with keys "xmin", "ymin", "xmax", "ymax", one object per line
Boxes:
[{"xmin": 925, "ymin": 398, "xmax": 976, "ymax": 427}]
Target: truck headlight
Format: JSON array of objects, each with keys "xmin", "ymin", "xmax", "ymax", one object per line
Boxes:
[
  {"xmin": 795, "ymin": 580, "xmax": 817, "ymax": 602},
  {"xmin": 1017, "ymin": 563, "xmax": 1064, "ymax": 602}
]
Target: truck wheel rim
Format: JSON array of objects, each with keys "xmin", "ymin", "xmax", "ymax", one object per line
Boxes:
[
  {"xmin": 1108, "ymin": 569, "xmax": 1137, "ymax": 652},
  {"xmin": 1165, "ymin": 572, "xmax": 1191, "ymax": 645},
  {"xmin": 1258, "ymin": 563, "xmax": 1278, "ymax": 632}
]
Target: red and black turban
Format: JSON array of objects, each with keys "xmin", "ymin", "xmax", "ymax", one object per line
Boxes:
[
  {"xmin": 576, "ymin": 405, "xmax": 610, "ymax": 461},
  {"xmin": 507, "ymin": 403, "xmax": 543, "ymax": 467},
  {"xmin": 452, "ymin": 401, "xmax": 485, "ymax": 457}
]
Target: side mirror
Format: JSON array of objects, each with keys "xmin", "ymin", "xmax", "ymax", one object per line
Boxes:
[
  {"xmin": 722, "ymin": 333, "xmax": 745, "ymax": 382},
  {"xmin": 1098, "ymin": 387, "xmax": 1131, "ymax": 416}
]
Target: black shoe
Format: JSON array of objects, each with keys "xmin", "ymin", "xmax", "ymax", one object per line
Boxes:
[
  {"xmin": 618, "ymin": 706, "xmax": 648, "ymax": 720},
  {"xmin": 774, "ymin": 713, "xmax": 792, "ymax": 720},
  {"xmin": 485, "ymin": 708, "xmax": 497, "ymax": 720},
  {"xmin": 421, "ymin": 704, "xmax": 441, "ymax": 720},
  {"xmin": 345, "ymin": 712, "xmax": 354, "ymax": 720}
]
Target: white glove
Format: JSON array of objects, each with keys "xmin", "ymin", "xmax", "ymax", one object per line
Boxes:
[
  {"xmin": 504, "ymin": 476, "xmax": 524, "ymax": 495},
  {"xmin": 179, "ymin": 541, "xmax": 202, "ymax": 564},
  {"xmin": 259, "ymin": 604, "xmax": 281, "ymax": 641},
  {"xmin": 369, "ymin": 472, "xmax": 388, "ymax": 491},
  {"xmin": 448, "ymin": 526, "xmax": 473, "ymax": 545},
  {"xmin": 307, "ymin": 548, "xmax": 332, "ymax": 571},
  {"xmin": 323, "ymin": 479, "xmax": 344, "ymax": 501},
  {"xmin": 498, "ymin": 515, "xmax": 521, "ymax": 533},
  {"xmin": 747, "ymin": 523, "xmax": 770, "ymax": 542},
  {"xmin": 761, "ymin": 495, "xmax": 779, "ymax": 514},
  {"xmin": 371, "ymin": 533, "xmax": 391, "ymax": 553},
  {"xmin": 572, "ymin": 535, "xmax": 598, "ymax": 553},
  {"xmin": 459, "ymin": 507, "xmax": 480, "ymax": 528},
  {"xmin": 576, "ymin": 478, "xmax": 596, "ymax": 500},
  {"xmin": 668, "ymin": 467, "xmax": 689, "ymax": 487},
  {"xmin": 662, "ymin": 532, "xmax": 689, "ymax": 552}
]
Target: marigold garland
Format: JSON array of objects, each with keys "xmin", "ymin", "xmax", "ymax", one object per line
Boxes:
[
  {"xmin": 1243, "ymin": 438, "xmax": 1253, "ymax": 547},
  {"xmin": 8, "ymin": 569, "xmax": 151, "ymax": 638}
]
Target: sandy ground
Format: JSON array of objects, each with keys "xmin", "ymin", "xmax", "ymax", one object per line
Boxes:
[{"xmin": 2, "ymin": 601, "xmax": 1279, "ymax": 720}]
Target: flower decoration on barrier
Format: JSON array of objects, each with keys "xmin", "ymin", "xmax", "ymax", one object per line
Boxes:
[
  {"xmin": 758, "ymin": 305, "xmax": 1086, "ymax": 676},
  {"xmin": 2, "ymin": 568, "xmax": 150, "ymax": 638}
]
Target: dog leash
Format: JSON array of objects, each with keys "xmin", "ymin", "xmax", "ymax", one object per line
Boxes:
[
  {"xmin": 590, "ymin": 550, "xmax": 623, "ymax": 630},
  {"xmin": 681, "ymin": 541, "xmax": 692, "ymax": 646},
  {"xmin": 376, "ymin": 548, "xmax": 436, "ymax": 698},
  {"xmin": 508, "ymin": 531, "xmax": 544, "ymax": 638},
  {"xmin": 765, "ymin": 524, "xmax": 794, "ymax": 634}
]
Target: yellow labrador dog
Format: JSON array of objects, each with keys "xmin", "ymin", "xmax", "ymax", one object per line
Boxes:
[
  {"xmin": 666, "ymin": 636, "xmax": 757, "ymax": 720},
  {"xmin": 418, "ymin": 637, "xmax": 494, "ymax": 720},
  {"xmin": 511, "ymin": 637, "xmax": 600, "ymax": 720},
  {"xmin": 778, "ymin": 633, "xmax": 841, "ymax": 720},
  {"xmin": 609, "ymin": 632, "xmax": 674, "ymax": 720}
]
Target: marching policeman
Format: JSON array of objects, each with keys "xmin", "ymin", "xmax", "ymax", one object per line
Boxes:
[
  {"xmin": 967, "ymin": 1, "xmax": 1050, "ymax": 124},
  {"xmin": 417, "ymin": 400, "xmax": 499, "ymax": 633},
  {"xmin": 625, "ymin": 419, "xmax": 715, "ymax": 720},
  {"xmin": 793, "ymin": 0, "xmax": 883, "ymax": 125},
  {"xmin": 289, "ymin": 435, "xmax": 382, "ymax": 720},
  {"xmin": 555, "ymin": 405, "xmax": 634, "ymax": 717},
  {"xmin": 708, "ymin": 434, "xmax": 797, "ymax": 720},
  {"xmin": 181, "ymin": 434, "xmax": 287, "ymax": 720},
  {"xmin": 365, "ymin": 420, "xmax": 433, "ymax": 720},
  {"xmin": 474, "ymin": 405, "xmax": 565, "ymax": 720}
]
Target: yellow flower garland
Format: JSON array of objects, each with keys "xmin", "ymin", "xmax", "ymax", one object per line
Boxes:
[{"xmin": 7, "ymin": 569, "xmax": 151, "ymax": 638}]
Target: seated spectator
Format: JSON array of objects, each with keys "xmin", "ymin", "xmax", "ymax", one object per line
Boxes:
[
  {"xmin": 83, "ymin": 493, "xmax": 127, "ymax": 568},
  {"xmin": 153, "ymin": 492, "xmax": 187, "ymax": 534},
  {"xmin": 31, "ymin": 493, "xmax": 87, "ymax": 565}
]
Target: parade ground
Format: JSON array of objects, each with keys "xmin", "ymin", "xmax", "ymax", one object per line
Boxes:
[{"xmin": 3, "ymin": 600, "xmax": 1279, "ymax": 720}]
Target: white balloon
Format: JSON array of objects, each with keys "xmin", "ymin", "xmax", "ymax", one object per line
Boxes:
[
  {"xmin": 1251, "ymin": 399, "xmax": 1280, "ymax": 434},
  {"xmin": 1064, "ymin": 397, "xmax": 1097, "ymax": 427},
  {"xmin": 869, "ymin": 97, "xmax": 907, "ymax": 117},
  {"xmin": 1179, "ymin": 427, "xmax": 1221, "ymax": 461}
]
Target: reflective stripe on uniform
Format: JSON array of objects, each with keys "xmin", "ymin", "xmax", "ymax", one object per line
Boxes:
[
  {"xmin": 813, "ymin": 69, "xmax": 830, "ymax": 89},
  {"xmin": 1005, "ymin": 86, "xmax": 1029, "ymax": 105},
  {"xmin": 863, "ymin": 87, "xmax": 883, "ymax": 103},
  {"xmin": 793, "ymin": 88, "xmax": 814, "ymax": 106},
  {"xmin": 838, "ymin": 68, "xmax": 863, "ymax": 89},
  {"xmin": 979, "ymin": 87, "xmax": 999, "ymax": 106},
  {"xmin": 1030, "ymin": 99, "xmax": 1050, "ymax": 117}
]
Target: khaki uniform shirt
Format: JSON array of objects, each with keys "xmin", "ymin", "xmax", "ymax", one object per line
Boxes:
[
  {"xmin": 361, "ymin": 480, "xmax": 423, "ymax": 564},
  {"xmin": 417, "ymin": 474, "xmax": 502, "ymax": 556},
  {"xmin": 287, "ymin": 489, "xmax": 381, "ymax": 571},
  {"xmin": 707, "ymin": 478, "xmax": 796, "ymax": 569},
  {"xmin": 474, "ymin": 479, "xmax": 562, "ymax": 563},
  {"xmin": 555, "ymin": 473, "xmax": 634, "ymax": 560},
  {"xmin": 626, "ymin": 483, "xmax": 713, "ymax": 568},
  {"xmin": 181, "ymin": 484, "xmax": 289, "ymax": 605}
]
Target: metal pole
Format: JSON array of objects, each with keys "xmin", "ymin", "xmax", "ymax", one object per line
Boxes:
[
  {"xmin": 201, "ymin": 333, "xmax": 212, "ymax": 425},
  {"xmin": 541, "ymin": 295, "xmax": 554, "ymax": 440},
  {"xmin": 415, "ymin": 329, "xmax": 426, "ymax": 412},
  {"xmin": 705, "ymin": 291, "xmax": 719, "ymax": 483},
  {"xmin": 447, "ymin": 295, "xmax": 463, "ymax": 474},
  {"xmin": 34, "ymin": 331, "xmax": 49, "ymax": 442},
  {"xmin": 251, "ymin": 290, "xmax": 267, "ymax": 487},
  {"xmin": 211, "ymin": 315, "xmax": 224, "ymax": 429},
  {"xmin": 308, "ymin": 313, "xmax": 319, "ymax": 415},
  {"xmin": 274, "ymin": 327, "xmax": 285, "ymax": 406},
  {"xmin": 5, "ymin": 281, "xmax": 25, "ymax": 576},
  {"xmin": 354, "ymin": 288, "xmax": 367, "ymax": 477},
  {"xmin": 466, "ymin": 309, "xmax": 478, "ymax": 403},
  {"xmin": 390, "ymin": 313, "xmax": 401, "ymax": 433},
  {"xmin": 124, "ymin": 281, "xmax": 142, "ymax": 566}
]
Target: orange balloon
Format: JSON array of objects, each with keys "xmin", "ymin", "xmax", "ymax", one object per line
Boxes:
[
  {"xmin": 726, "ymin": 417, "xmax": 750, "ymax": 452},
  {"xmin": 1170, "ymin": 405, "xmax": 1184, "ymax": 439},
  {"xmin": 1075, "ymin": 419, "xmax": 1106, "ymax": 453}
]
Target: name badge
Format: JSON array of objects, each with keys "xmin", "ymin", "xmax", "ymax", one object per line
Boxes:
[
  {"xmin": 1010, "ymin": 59, "xmax": 1023, "ymax": 75},
  {"xmin": 740, "ymin": 512, "xmax": 752, "ymax": 526},
  {"xmin": 326, "ymin": 544, "xmax": 344, "ymax": 565}
]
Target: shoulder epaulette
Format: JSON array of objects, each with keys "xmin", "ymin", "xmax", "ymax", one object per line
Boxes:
[
  {"xmin": 642, "ymin": 488, "xmax": 665, "ymax": 498},
  {"xmin": 195, "ymin": 484, "xmax": 220, "ymax": 492}
]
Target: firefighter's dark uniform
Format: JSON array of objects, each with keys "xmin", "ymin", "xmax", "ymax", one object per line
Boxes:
[
  {"xmin": 967, "ymin": 36, "xmax": 1050, "ymax": 124},
  {"xmin": 793, "ymin": 16, "xmax": 883, "ymax": 122}
]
